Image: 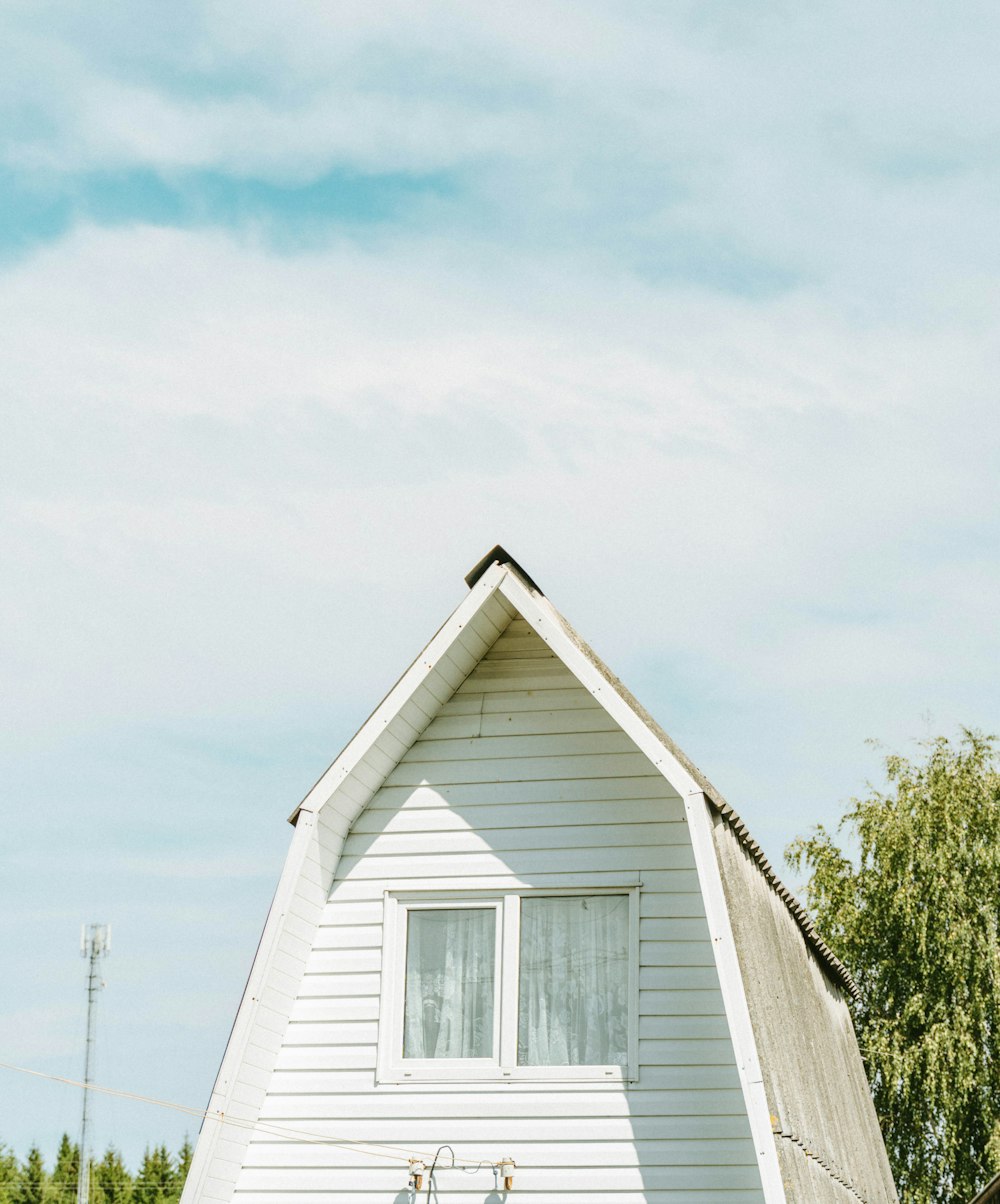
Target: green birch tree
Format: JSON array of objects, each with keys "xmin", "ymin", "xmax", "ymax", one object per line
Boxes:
[{"xmin": 788, "ymin": 730, "xmax": 1000, "ymax": 1204}]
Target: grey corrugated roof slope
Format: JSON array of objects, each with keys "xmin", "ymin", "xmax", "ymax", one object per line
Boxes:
[{"xmin": 471, "ymin": 545, "xmax": 860, "ymax": 1003}]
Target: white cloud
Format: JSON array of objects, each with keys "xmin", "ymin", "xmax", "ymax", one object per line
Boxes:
[
  {"xmin": 1, "ymin": 221, "xmax": 996, "ymax": 757},
  {"xmin": 5, "ymin": 0, "xmax": 1000, "ymax": 262}
]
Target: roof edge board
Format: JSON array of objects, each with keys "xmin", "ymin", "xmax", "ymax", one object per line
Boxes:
[
  {"xmin": 685, "ymin": 790, "xmax": 788, "ymax": 1204},
  {"xmin": 180, "ymin": 810, "xmax": 322, "ymax": 1204},
  {"xmin": 498, "ymin": 575, "xmax": 705, "ymax": 800},
  {"xmin": 289, "ymin": 561, "xmax": 512, "ymax": 824}
]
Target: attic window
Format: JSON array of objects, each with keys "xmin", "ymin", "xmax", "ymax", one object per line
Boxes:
[
  {"xmin": 378, "ymin": 889, "xmax": 638, "ymax": 1084},
  {"xmin": 403, "ymin": 905, "xmax": 497, "ymax": 1059},
  {"xmin": 517, "ymin": 895, "xmax": 628, "ymax": 1066}
]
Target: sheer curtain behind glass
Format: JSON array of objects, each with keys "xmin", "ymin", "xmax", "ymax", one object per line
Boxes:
[
  {"xmin": 403, "ymin": 908, "xmax": 495, "ymax": 1059},
  {"xmin": 518, "ymin": 895, "xmax": 629, "ymax": 1066}
]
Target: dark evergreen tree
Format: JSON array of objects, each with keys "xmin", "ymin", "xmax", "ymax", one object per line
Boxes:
[
  {"xmin": 13, "ymin": 1147, "xmax": 46, "ymax": 1204},
  {"xmin": 0, "ymin": 1144, "xmax": 19, "ymax": 1204},
  {"xmin": 131, "ymin": 1147, "xmax": 172, "ymax": 1204},
  {"xmin": 92, "ymin": 1148, "xmax": 132, "ymax": 1204},
  {"xmin": 170, "ymin": 1140, "xmax": 192, "ymax": 1203},
  {"xmin": 45, "ymin": 1134, "xmax": 78, "ymax": 1203}
]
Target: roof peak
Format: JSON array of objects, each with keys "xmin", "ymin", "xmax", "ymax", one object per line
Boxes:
[{"xmin": 464, "ymin": 545, "xmax": 544, "ymax": 595}]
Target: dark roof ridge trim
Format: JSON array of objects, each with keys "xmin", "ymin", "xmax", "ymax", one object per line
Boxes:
[
  {"xmin": 711, "ymin": 797, "xmax": 860, "ymax": 1000},
  {"xmin": 465, "ymin": 545, "xmax": 544, "ymax": 595}
]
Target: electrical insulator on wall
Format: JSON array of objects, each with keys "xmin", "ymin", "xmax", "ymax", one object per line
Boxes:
[
  {"xmin": 499, "ymin": 1158, "xmax": 515, "ymax": 1190},
  {"xmin": 408, "ymin": 1159, "xmax": 425, "ymax": 1191}
]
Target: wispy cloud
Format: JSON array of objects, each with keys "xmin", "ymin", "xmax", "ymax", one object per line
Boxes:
[
  {"xmin": 0, "ymin": 166, "xmax": 457, "ymax": 262},
  {"xmin": 5, "ymin": 0, "xmax": 999, "ymax": 298}
]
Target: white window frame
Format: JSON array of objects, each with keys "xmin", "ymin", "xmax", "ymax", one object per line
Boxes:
[{"xmin": 377, "ymin": 885, "xmax": 640, "ymax": 1084}]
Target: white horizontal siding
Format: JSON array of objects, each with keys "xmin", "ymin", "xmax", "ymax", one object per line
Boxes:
[
  {"xmin": 353, "ymin": 796, "xmax": 687, "ymax": 831},
  {"xmin": 234, "ymin": 1166, "xmax": 764, "ymax": 1192},
  {"xmin": 345, "ymin": 820, "xmax": 691, "ymax": 854},
  {"xmin": 269, "ymin": 1038, "xmax": 739, "ymax": 1073},
  {"xmin": 321, "ymin": 878, "xmax": 711, "ymax": 911},
  {"xmin": 368, "ymin": 775, "xmax": 678, "ymax": 807},
  {"xmin": 300, "ymin": 938, "xmax": 716, "ymax": 975},
  {"xmin": 243, "ymin": 1137, "xmax": 759, "ymax": 1166},
  {"xmin": 232, "ymin": 1193, "xmax": 766, "ymax": 1204},
  {"xmin": 254, "ymin": 1087, "xmax": 749, "ymax": 1119},
  {"xmin": 233, "ymin": 1115, "xmax": 753, "ymax": 1141},
  {"xmin": 231, "ymin": 618, "xmax": 763, "ymax": 1203}
]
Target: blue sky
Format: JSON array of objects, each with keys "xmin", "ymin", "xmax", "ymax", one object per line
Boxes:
[{"xmin": 2, "ymin": 0, "xmax": 999, "ymax": 1170}]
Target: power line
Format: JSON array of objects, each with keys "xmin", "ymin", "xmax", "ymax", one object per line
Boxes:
[{"xmin": 0, "ymin": 1061, "xmax": 491, "ymax": 1170}]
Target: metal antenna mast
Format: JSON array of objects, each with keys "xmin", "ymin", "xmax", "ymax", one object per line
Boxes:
[{"xmin": 77, "ymin": 924, "xmax": 110, "ymax": 1204}]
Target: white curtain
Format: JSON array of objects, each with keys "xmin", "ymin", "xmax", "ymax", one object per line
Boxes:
[
  {"xmin": 403, "ymin": 908, "xmax": 495, "ymax": 1059},
  {"xmin": 518, "ymin": 895, "xmax": 629, "ymax": 1066}
]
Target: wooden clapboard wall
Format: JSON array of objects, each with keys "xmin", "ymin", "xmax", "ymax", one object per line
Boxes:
[{"xmin": 229, "ymin": 616, "xmax": 766, "ymax": 1203}]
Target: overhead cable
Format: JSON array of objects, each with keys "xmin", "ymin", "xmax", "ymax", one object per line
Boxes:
[{"xmin": 0, "ymin": 1061, "xmax": 489, "ymax": 1170}]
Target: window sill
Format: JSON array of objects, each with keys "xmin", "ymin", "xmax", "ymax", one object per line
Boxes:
[{"xmin": 377, "ymin": 1065, "xmax": 636, "ymax": 1086}]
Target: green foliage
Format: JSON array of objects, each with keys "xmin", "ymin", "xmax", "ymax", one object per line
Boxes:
[
  {"xmin": 788, "ymin": 730, "xmax": 1000, "ymax": 1204},
  {"xmin": 45, "ymin": 1134, "xmax": 78, "ymax": 1203},
  {"xmin": 173, "ymin": 1140, "xmax": 191, "ymax": 1193},
  {"xmin": 131, "ymin": 1147, "xmax": 174, "ymax": 1204},
  {"xmin": 92, "ymin": 1148, "xmax": 132, "ymax": 1204},
  {"xmin": 0, "ymin": 1145, "xmax": 19, "ymax": 1204},
  {"xmin": 0, "ymin": 1140, "xmax": 188, "ymax": 1204},
  {"xmin": 14, "ymin": 1148, "xmax": 46, "ymax": 1204}
]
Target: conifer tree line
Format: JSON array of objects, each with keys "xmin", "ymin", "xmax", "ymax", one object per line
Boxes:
[{"xmin": 0, "ymin": 1134, "xmax": 192, "ymax": 1204}]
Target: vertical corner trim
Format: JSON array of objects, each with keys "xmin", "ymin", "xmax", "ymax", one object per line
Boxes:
[{"xmin": 683, "ymin": 790, "xmax": 787, "ymax": 1204}]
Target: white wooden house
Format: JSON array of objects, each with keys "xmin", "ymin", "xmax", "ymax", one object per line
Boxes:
[{"xmin": 180, "ymin": 548, "xmax": 898, "ymax": 1204}]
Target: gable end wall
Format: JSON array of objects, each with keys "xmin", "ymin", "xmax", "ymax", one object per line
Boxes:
[{"xmin": 228, "ymin": 620, "xmax": 768, "ymax": 1203}]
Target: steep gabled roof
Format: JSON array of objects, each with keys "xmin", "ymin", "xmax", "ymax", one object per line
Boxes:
[{"xmin": 294, "ymin": 544, "xmax": 856, "ymax": 1000}]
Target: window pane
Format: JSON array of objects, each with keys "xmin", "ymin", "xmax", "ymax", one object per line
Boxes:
[
  {"xmin": 403, "ymin": 908, "xmax": 495, "ymax": 1059},
  {"xmin": 518, "ymin": 895, "xmax": 629, "ymax": 1066}
]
